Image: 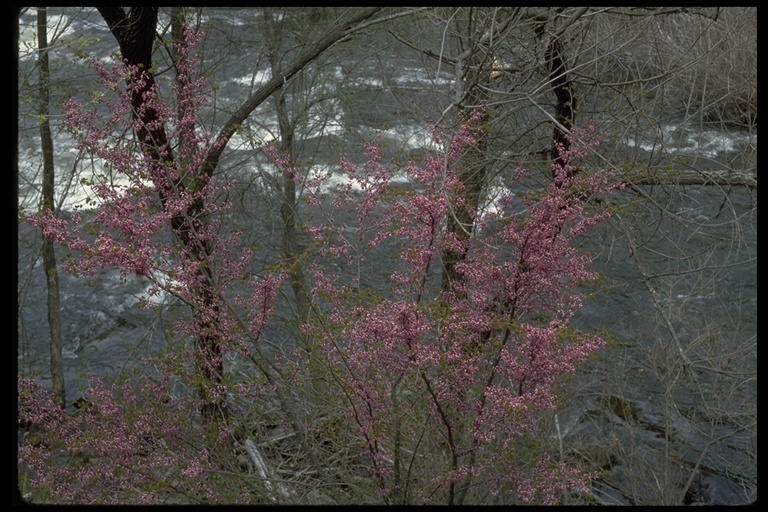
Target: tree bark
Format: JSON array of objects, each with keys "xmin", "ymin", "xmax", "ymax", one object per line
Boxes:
[
  {"xmin": 37, "ymin": 7, "xmax": 65, "ymax": 409},
  {"xmin": 546, "ymin": 32, "xmax": 576, "ymax": 181},
  {"xmin": 438, "ymin": 11, "xmax": 500, "ymax": 504}
]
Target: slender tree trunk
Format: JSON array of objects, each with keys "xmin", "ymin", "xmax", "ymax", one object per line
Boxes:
[
  {"xmin": 37, "ymin": 7, "xmax": 65, "ymax": 409},
  {"xmin": 440, "ymin": 110, "xmax": 489, "ymax": 297},
  {"xmin": 171, "ymin": 8, "xmax": 186, "ymax": 145},
  {"xmin": 199, "ymin": 7, "xmax": 382, "ymax": 179},
  {"xmin": 440, "ymin": 28, "xmax": 493, "ymax": 303},
  {"xmin": 263, "ymin": 9, "xmax": 310, "ymax": 326},
  {"xmin": 261, "ymin": 9, "xmax": 344, "ymax": 503}
]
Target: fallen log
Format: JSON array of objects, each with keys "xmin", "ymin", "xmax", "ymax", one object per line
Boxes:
[
  {"xmin": 620, "ymin": 167, "xmax": 756, "ymax": 188},
  {"xmin": 242, "ymin": 436, "xmax": 294, "ymax": 503}
]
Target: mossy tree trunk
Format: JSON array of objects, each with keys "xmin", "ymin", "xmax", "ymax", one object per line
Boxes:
[{"xmin": 37, "ymin": 7, "xmax": 66, "ymax": 410}]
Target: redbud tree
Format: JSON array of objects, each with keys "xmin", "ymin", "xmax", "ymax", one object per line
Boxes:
[
  {"xmin": 270, "ymin": 116, "xmax": 623, "ymax": 504},
  {"xmin": 21, "ymin": 24, "xmax": 284, "ymax": 503},
  {"xmin": 25, "ymin": 22, "xmax": 281, "ymax": 419},
  {"xmin": 20, "ymin": 18, "xmax": 622, "ymax": 504}
]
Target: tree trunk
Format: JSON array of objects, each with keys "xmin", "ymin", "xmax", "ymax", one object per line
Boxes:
[
  {"xmin": 37, "ymin": 7, "xmax": 65, "ymax": 409},
  {"xmin": 440, "ymin": 26, "xmax": 493, "ymax": 301},
  {"xmin": 264, "ymin": 9, "xmax": 310, "ymax": 326},
  {"xmin": 546, "ymin": 31, "xmax": 576, "ymax": 182},
  {"xmin": 97, "ymin": 7, "xmax": 227, "ymax": 425}
]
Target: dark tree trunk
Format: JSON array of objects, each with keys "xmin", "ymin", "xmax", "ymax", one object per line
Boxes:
[
  {"xmin": 37, "ymin": 7, "xmax": 65, "ymax": 409},
  {"xmin": 97, "ymin": 7, "xmax": 227, "ymax": 425},
  {"xmin": 546, "ymin": 33, "xmax": 576, "ymax": 183}
]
